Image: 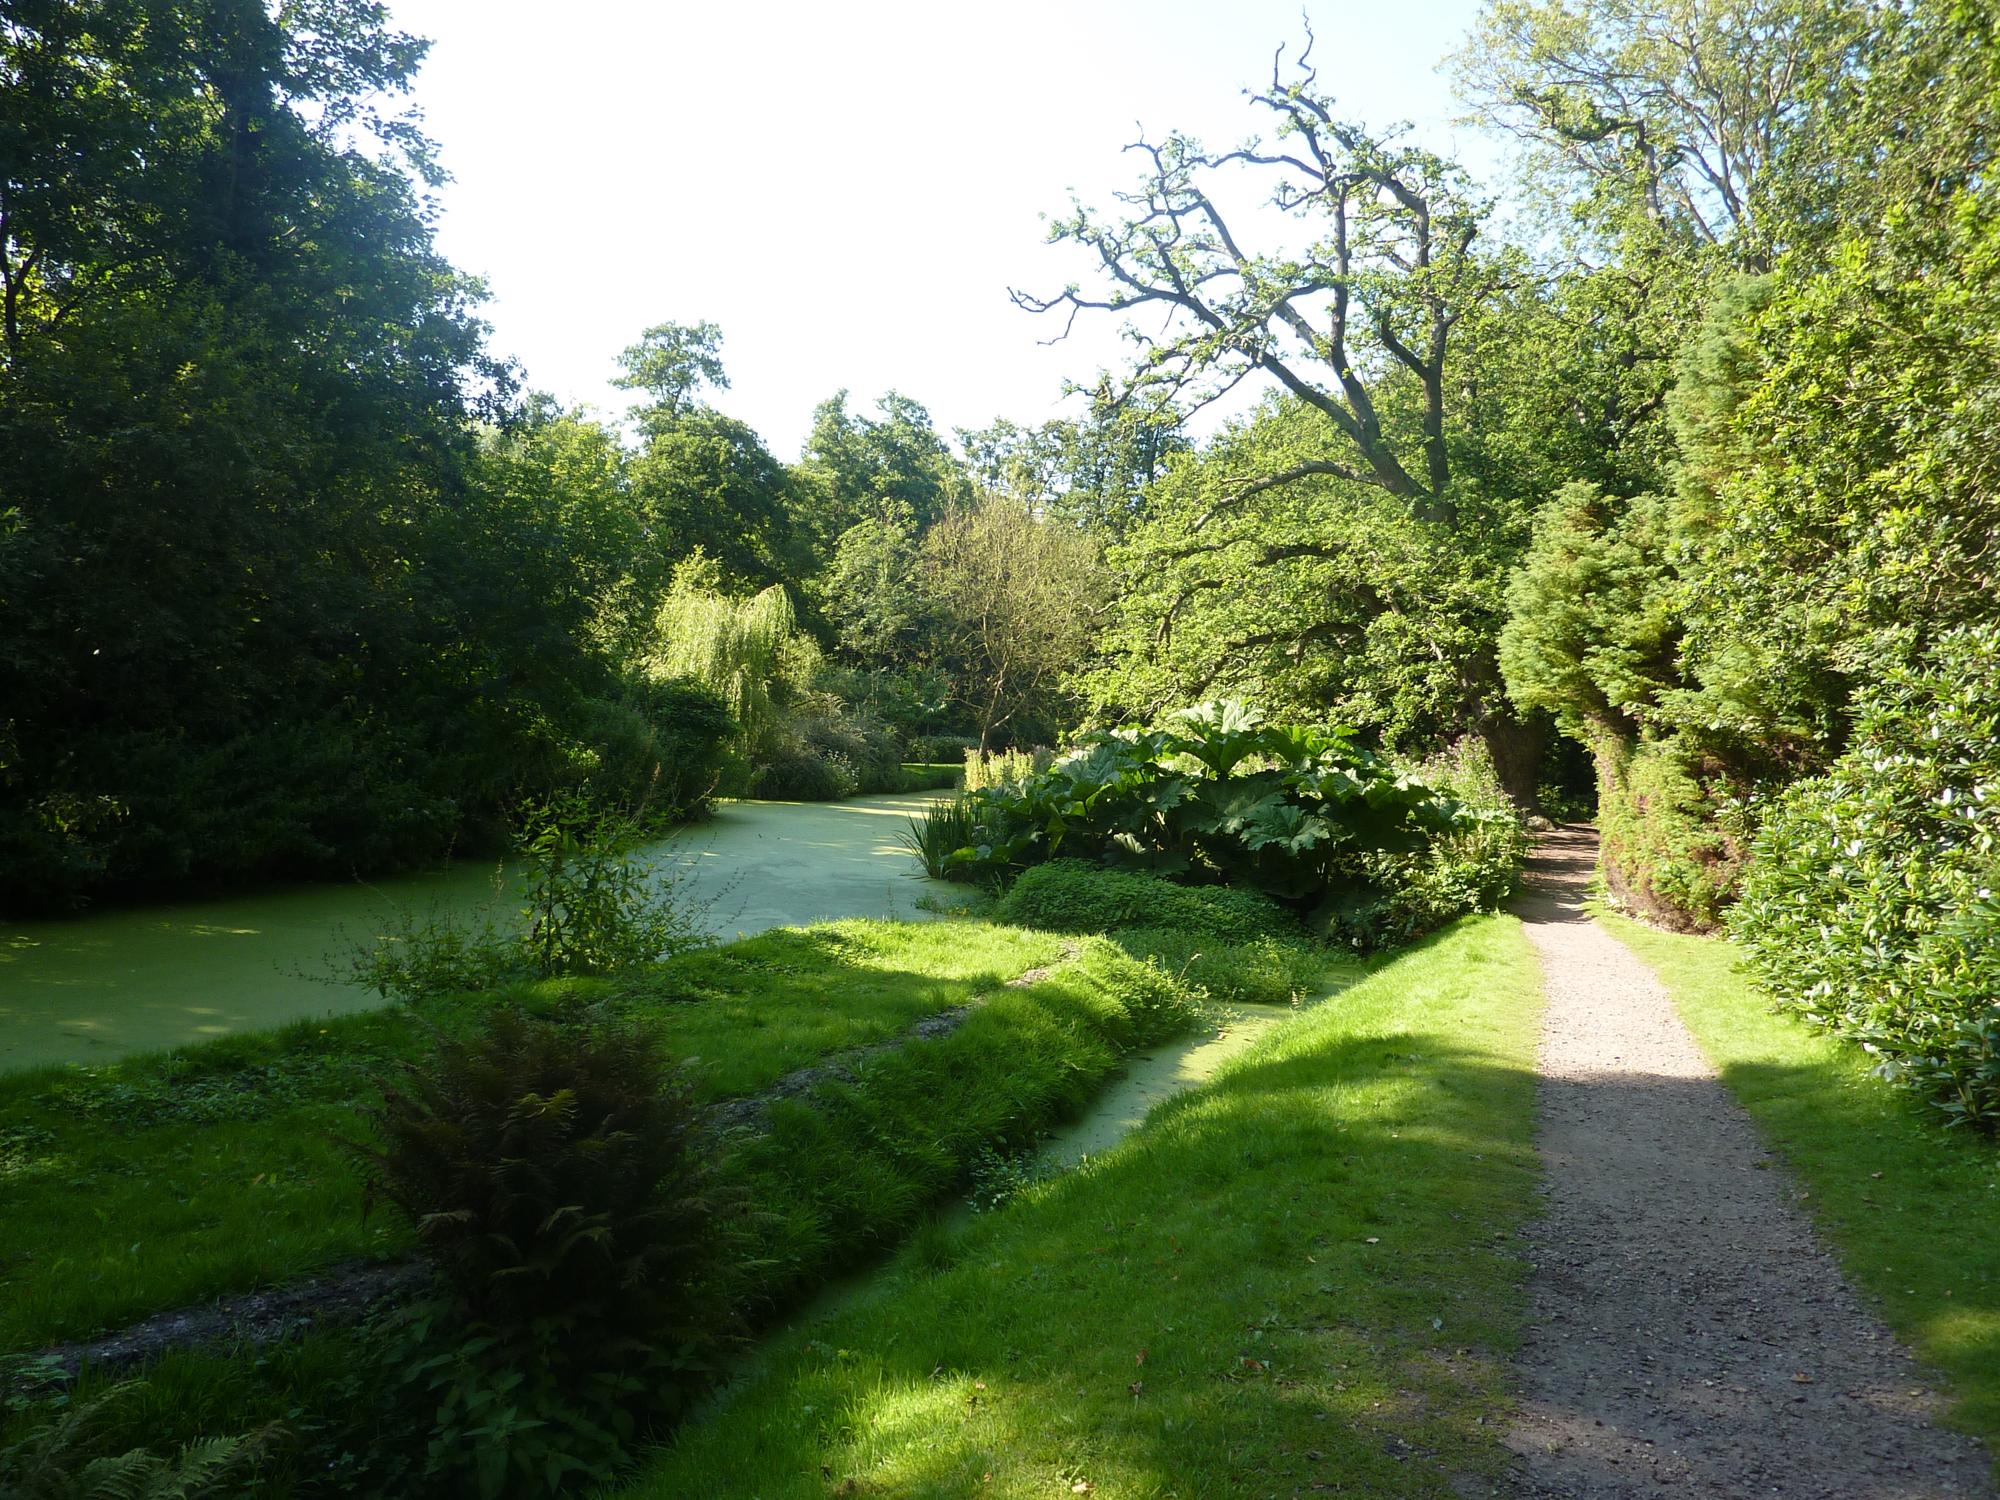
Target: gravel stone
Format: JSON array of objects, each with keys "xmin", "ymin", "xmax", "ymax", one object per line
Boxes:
[{"xmin": 1503, "ymin": 826, "xmax": 1992, "ymax": 1499}]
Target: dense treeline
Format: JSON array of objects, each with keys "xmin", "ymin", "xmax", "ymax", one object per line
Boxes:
[
  {"xmin": 0, "ymin": 1, "xmax": 1128, "ymax": 912},
  {"xmin": 7, "ymin": 0, "xmax": 1995, "ymax": 1123},
  {"xmin": 1035, "ymin": 0, "xmax": 1996, "ymax": 1124}
]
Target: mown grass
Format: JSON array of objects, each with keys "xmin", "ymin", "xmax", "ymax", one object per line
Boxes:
[
  {"xmin": 2, "ymin": 934, "xmax": 1220, "ymax": 1493},
  {"xmin": 1598, "ymin": 911, "xmax": 2000, "ymax": 1465},
  {"xmin": 616, "ymin": 913, "xmax": 1544, "ymax": 1499},
  {"xmin": 0, "ymin": 920, "xmax": 1062, "ymax": 1353}
]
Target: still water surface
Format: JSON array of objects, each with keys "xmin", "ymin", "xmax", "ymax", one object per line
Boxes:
[{"xmin": 0, "ymin": 793, "xmax": 948, "ymax": 1073}]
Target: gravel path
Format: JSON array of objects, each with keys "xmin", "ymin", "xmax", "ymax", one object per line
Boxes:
[{"xmin": 1504, "ymin": 827, "xmax": 1992, "ymax": 1499}]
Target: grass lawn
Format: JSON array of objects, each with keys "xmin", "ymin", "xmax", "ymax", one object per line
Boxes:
[
  {"xmin": 0, "ymin": 920, "xmax": 1065, "ymax": 1354},
  {"xmin": 616, "ymin": 912, "xmax": 1545, "ymax": 1499},
  {"xmin": 1599, "ymin": 911, "xmax": 2000, "ymax": 1466}
]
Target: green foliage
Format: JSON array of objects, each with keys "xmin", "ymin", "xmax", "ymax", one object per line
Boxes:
[
  {"xmin": 963, "ymin": 745, "xmax": 1051, "ymax": 792},
  {"xmin": 515, "ymin": 798, "xmax": 704, "ymax": 979},
  {"xmin": 1729, "ymin": 628, "xmax": 2000, "ymax": 1129},
  {"xmin": 941, "ymin": 702, "xmax": 1512, "ymax": 946},
  {"xmin": 1111, "ymin": 927, "xmax": 1324, "ymax": 1007},
  {"xmin": 355, "ymin": 1006, "xmax": 735, "ymax": 1494},
  {"xmin": 1341, "ymin": 739, "xmax": 1532, "ymax": 949},
  {"xmin": 352, "ymin": 797, "xmax": 705, "ymax": 1003},
  {"xmin": 996, "ymin": 861, "xmax": 1294, "ymax": 944},
  {"xmin": 896, "ymin": 762, "xmax": 963, "ymax": 793},
  {"xmin": 0, "ymin": 1385, "xmax": 264, "ymax": 1500},
  {"xmin": 1499, "ymin": 483, "xmax": 1681, "ymax": 737},
  {"xmin": 901, "ymin": 799, "xmax": 978, "ymax": 880},
  {"xmin": 1594, "ymin": 737, "xmax": 1746, "ymax": 932}
]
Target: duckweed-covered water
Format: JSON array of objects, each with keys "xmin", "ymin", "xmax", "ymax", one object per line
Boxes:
[{"xmin": 0, "ymin": 793, "xmax": 949, "ymax": 1073}]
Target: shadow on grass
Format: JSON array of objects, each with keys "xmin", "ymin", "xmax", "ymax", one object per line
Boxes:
[
  {"xmin": 622, "ymin": 917, "xmax": 1551, "ymax": 1498},
  {"xmin": 0, "ymin": 920, "xmax": 1063, "ymax": 1356}
]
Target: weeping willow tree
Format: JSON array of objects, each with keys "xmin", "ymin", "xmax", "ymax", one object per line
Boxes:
[{"xmin": 646, "ymin": 552, "xmax": 817, "ymax": 764}]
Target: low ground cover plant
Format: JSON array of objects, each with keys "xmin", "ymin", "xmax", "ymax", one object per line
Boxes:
[
  {"xmin": 1728, "ymin": 627, "xmax": 2000, "ymax": 1130},
  {"xmin": 995, "ymin": 859, "xmax": 1295, "ymax": 942},
  {"xmin": 1111, "ymin": 925, "xmax": 1326, "ymax": 1007}
]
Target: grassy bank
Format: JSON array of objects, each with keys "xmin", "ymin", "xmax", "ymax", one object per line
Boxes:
[
  {"xmin": 1599, "ymin": 912, "xmax": 2000, "ymax": 1461},
  {"xmin": 617, "ymin": 913, "xmax": 1544, "ymax": 1499},
  {"xmin": 3, "ymin": 922, "xmax": 1226, "ymax": 1491},
  {"xmin": 0, "ymin": 920, "xmax": 1067, "ymax": 1353}
]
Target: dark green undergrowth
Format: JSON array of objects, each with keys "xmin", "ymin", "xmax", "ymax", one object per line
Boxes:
[
  {"xmin": 0, "ymin": 928, "xmax": 1211, "ymax": 1495},
  {"xmin": 996, "ymin": 860, "xmax": 1297, "ymax": 942},
  {"xmin": 616, "ymin": 913, "xmax": 1543, "ymax": 1499},
  {"xmin": 0, "ymin": 920, "xmax": 1064, "ymax": 1354},
  {"xmin": 1599, "ymin": 912, "xmax": 2000, "ymax": 1469}
]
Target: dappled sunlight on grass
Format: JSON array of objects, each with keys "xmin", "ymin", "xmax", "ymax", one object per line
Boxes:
[{"xmin": 619, "ymin": 914, "xmax": 1545, "ymax": 1498}]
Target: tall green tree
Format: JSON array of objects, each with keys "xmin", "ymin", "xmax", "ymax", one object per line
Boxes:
[{"xmin": 793, "ymin": 390, "xmax": 970, "ymax": 549}]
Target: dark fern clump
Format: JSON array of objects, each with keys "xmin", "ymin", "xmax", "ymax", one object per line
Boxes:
[
  {"xmin": 0, "ymin": 1383, "xmax": 269, "ymax": 1500},
  {"xmin": 354, "ymin": 1006, "xmax": 737, "ymax": 1497}
]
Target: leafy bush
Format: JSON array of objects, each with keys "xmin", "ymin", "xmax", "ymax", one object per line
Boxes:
[
  {"xmin": 1730, "ymin": 627, "xmax": 2000, "ymax": 1130},
  {"xmin": 612, "ymin": 676, "xmax": 736, "ymax": 820},
  {"xmin": 1596, "ymin": 736, "xmax": 1747, "ymax": 932},
  {"xmin": 794, "ymin": 706, "xmax": 902, "ymax": 792},
  {"xmin": 516, "ymin": 796, "xmax": 703, "ymax": 978},
  {"xmin": 906, "ymin": 733, "xmax": 979, "ymax": 764},
  {"xmin": 1315, "ymin": 738, "xmax": 1532, "ymax": 949},
  {"xmin": 355, "ymin": 1006, "xmax": 737, "ymax": 1495},
  {"xmin": 996, "ymin": 860, "xmax": 1295, "ymax": 943},
  {"xmin": 350, "ymin": 796, "xmax": 705, "ymax": 1003},
  {"xmin": 747, "ymin": 743, "xmax": 854, "ymax": 801},
  {"xmin": 1112, "ymin": 926, "xmax": 1324, "ymax": 1007},
  {"xmin": 936, "ymin": 701, "xmax": 1501, "ymax": 947},
  {"xmin": 897, "ymin": 762, "xmax": 963, "ymax": 792}
]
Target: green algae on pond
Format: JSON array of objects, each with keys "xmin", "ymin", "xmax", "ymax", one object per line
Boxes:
[{"xmin": 0, "ymin": 793, "xmax": 950, "ymax": 1073}]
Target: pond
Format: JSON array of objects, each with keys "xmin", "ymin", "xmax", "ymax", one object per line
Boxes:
[{"xmin": 0, "ymin": 792, "xmax": 950, "ymax": 1074}]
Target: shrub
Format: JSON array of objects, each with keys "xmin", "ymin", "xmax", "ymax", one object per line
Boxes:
[
  {"xmin": 747, "ymin": 743, "xmax": 853, "ymax": 801},
  {"xmin": 351, "ymin": 796, "xmax": 705, "ymax": 1002},
  {"xmin": 1313, "ymin": 738, "xmax": 1532, "ymax": 949},
  {"xmin": 1730, "ymin": 626, "xmax": 2000, "ymax": 1130},
  {"xmin": 906, "ymin": 733, "xmax": 979, "ymax": 764},
  {"xmin": 795, "ymin": 707, "xmax": 902, "ymax": 793},
  {"xmin": 1112, "ymin": 926, "xmax": 1323, "ymax": 1007},
  {"xmin": 897, "ymin": 762, "xmax": 963, "ymax": 792},
  {"xmin": 1596, "ymin": 735, "xmax": 1747, "ymax": 931},
  {"xmin": 996, "ymin": 860, "xmax": 1294, "ymax": 943},
  {"xmin": 355, "ymin": 1005, "xmax": 737, "ymax": 1495},
  {"xmin": 618, "ymin": 676, "xmax": 736, "ymax": 820}
]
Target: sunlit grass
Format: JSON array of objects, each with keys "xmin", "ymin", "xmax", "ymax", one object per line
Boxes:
[
  {"xmin": 617, "ymin": 913, "xmax": 1544, "ymax": 1498},
  {"xmin": 1599, "ymin": 910, "xmax": 2000, "ymax": 1470},
  {"xmin": 0, "ymin": 920, "xmax": 1062, "ymax": 1352}
]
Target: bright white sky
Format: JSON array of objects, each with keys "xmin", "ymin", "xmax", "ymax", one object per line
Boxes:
[{"xmin": 384, "ymin": 0, "xmax": 1493, "ymax": 457}]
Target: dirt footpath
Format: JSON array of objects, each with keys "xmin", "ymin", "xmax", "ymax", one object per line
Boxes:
[{"xmin": 1504, "ymin": 827, "xmax": 1991, "ymax": 1498}]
